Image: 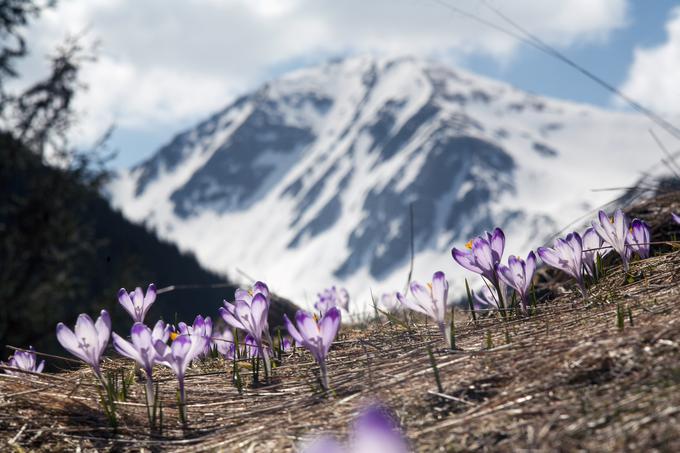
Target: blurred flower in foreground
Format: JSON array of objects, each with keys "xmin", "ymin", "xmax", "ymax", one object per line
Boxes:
[
  {"xmin": 315, "ymin": 286, "xmax": 350, "ymax": 314},
  {"xmin": 591, "ymin": 209, "xmax": 631, "ymax": 272},
  {"xmin": 56, "ymin": 310, "xmax": 111, "ymax": 378},
  {"xmin": 2, "ymin": 346, "xmax": 45, "ymax": 376},
  {"xmin": 118, "ymin": 283, "xmax": 157, "ymax": 323},
  {"xmin": 495, "ymin": 251, "xmax": 536, "ymax": 313},
  {"xmin": 537, "ymin": 232, "xmax": 587, "ymax": 297},
  {"xmin": 301, "ymin": 404, "xmax": 410, "ymax": 453},
  {"xmin": 673, "ymin": 213, "xmax": 680, "ymax": 224},
  {"xmin": 397, "ymin": 271, "xmax": 450, "ymax": 347},
  {"xmin": 284, "ymin": 307, "xmax": 341, "ymax": 390},
  {"xmin": 627, "ymin": 218, "xmax": 651, "ymax": 259}
]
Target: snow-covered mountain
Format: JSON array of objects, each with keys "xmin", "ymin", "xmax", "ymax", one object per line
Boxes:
[{"xmin": 109, "ymin": 55, "xmax": 665, "ymax": 312}]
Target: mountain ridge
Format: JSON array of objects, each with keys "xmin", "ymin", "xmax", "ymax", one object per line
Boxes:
[{"xmin": 110, "ymin": 55, "xmax": 662, "ymax": 309}]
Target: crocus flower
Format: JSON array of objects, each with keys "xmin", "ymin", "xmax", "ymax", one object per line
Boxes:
[
  {"xmin": 176, "ymin": 315, "xmax": 212, "ymax": 360},
  {"xmin": 151, "ymin": 319, "xmax": 172, "ymax": 344},
  {"xmin": 56, "ymin": 310, "xmax": 111, "ymax": 378},
  {"xmin": 396, "ymin": 271, "xmax": 450, "ymax": 347},
  {"xmin": 379, "ymin": 292, "xmax": 399, "ymax": 312},
  {"xmin": 213, "ymin": 328, "xmax": 236, "ymax": 360},
  {"xmin": 627, "ymin": 218, "xmax": 651, "ymax": 259},
  {"xmin": 2, "ymin": 346, "xmax": 45, "ymax": 376},
  {"xmin": 451, "ymin": 228, "xmax": 505, "ymax": 284},
  {"xmin": 315, "ymin": 286, "xmax": 350, "ymax": 314},
  {"xmin": 582, "ymin": 227, "xmax": 609, "ymax": 278},
  {"xmin": 537, "ymin": 232, "xmax": 586, "ymax": 297},
  {"xmin": 591, "ymin": 209, "xmax": 631, "ymax": 272},
  {"xmin": 284, "ymin": 307, "xmax": 341, "ymax": 390},
  {"xmin": 118, "ymin": 283, "xmax": 157, "ymax": 323},
  {"xmin": 673, "ymin": 213, "xmax": 680, "ymax": 224},
  {"xmin": 495, "ymin": 251, "xmax": 536, "ymax": 313},
  {"xmin": 220, "ymin": 293, "xmax": 271, "ymax": 374},
  {"xmin": 472, "ymin": 281, "xmax": 512, "ymax": 312},
  {"xmin": 154, "ymin": 333, "xmax": 207, "ymax": 410},
  {"xmin": 112, "ymin": 322, "xmax": 159, "ymax": 404}
]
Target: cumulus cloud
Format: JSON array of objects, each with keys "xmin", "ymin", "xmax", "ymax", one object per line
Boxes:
[
  {"xmin": 619, "ymin": 6, "xmax": 680, "ymax": 115},
  {"xmin": 18, "ymin": 0, "xmax": 629, "ymax": 150}
]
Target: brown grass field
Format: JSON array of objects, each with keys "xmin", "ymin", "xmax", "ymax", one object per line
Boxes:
[{"xmin": 2, "ymin": 192, "xmax": 680, "ymax": 452}]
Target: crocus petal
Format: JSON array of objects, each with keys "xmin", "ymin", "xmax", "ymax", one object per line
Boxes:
[
  {"xmin": 295, "ymin": 310, "xmax": 320, "ymax": 343},
  {"xmin": 95, "ymin": 310, "xmax": 111, "ymax": 355},
  {"xmin": 451, "ymin": 248, "xmax": 484, "ymax": 274},
  {"xmin": 112, "ymin": 332, "xmax": 143, "ymax": 363},
  {"xmin": 396, "ymin": 292, "xmax": 428, "ymax": 316},
  {"xmin": 489, "ymin": 228, "xmax": 505, "ymax": 260},
  {"xmin": 56, "ymin": 323, "xmax": 90, "ymax": 363},
  {"xmin": 319, "ymin": 307, "xmax": 341, "ymax": 357},
  {"xmin": 431, "ymin": 271, "xmax": 448, "ymax": 321},
  {"xmin": 284, "ymin": 314, "xmax": 304, "ymax": 344},
  {"xmin": 117, "ymin": 288, "xmax": 136, "ymax": 320},
  {"xmin": 673, "ymin": 213, "xmax": 680, "ymax": 224}
]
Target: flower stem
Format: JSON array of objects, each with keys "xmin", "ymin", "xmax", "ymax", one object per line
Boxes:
[{"xmin": 319, "ymin": 360, "xmax": 329, "ymax": 391}]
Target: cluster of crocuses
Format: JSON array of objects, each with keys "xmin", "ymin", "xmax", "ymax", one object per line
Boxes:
[
  {"xmin": 39, "ymin": 278, "xmax": 347, "ymax": 421},
  {"xmin": 392, "ymin": 209, "xmax": 655, "ymax": 346}
]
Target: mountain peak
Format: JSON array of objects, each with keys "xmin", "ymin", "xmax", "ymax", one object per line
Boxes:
[{"xmin": 110, "ymin": 56, "xmax": 656, "ymax": 308}]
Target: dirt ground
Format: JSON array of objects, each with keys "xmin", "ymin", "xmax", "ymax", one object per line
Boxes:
[{"xmin": 2, "ymin": 192, "xmax": 680, "ymax": 452}]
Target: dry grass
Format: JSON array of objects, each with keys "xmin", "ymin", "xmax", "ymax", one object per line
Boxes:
[{"xmin": 3, "ymin": 195, "xmax": 680, "ymax": 452}]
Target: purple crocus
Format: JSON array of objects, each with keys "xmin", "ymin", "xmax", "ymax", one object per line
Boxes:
[
  {"xmin": 627, "ymin": 218, "xmax": 651, "ymax": 259},
  {"xmin": 2, "ymin": 347, "xmax": 45, "ymax": 376},
  {"xmin": 284, "ymin": 307, "xmax": 341, "ymax": 390},
  {"xmin": 220, "ymin": 292, "xmax": 271, "ymax": 373},
  {"xmin": 176, "ymin": 315, "xmax": 212, "ymax": 360},
  {"xmin": 379, "ymin": 292, "xmax": 399, "ymax": 312},
  {"xmin": 151, "ymin": 319, "xmax": 172, "ymax": 344},
  {"xmin": 537, "ymin": 232, "xmax": 586, "ymax": 297},
  {"xmin": 495, "ymin": 251, "xmax": 536, "ymax": 313},
  {"xmin": 451, "ymin": 228, "xmax": 505, "ymax": 284},
  {"xmin": 118, "ymin": 283, "xmax": 157, "ymax": 323},
  {"xmin": 591, "ymin": 209, "xmax": 631, "ymax": 272},
  {"xmin": 112, "ymin": 322, "xmax": 159, "ymax": 404},
  {"xmin": 582, "ymin": 227, "xmax": 609, "ymax": 279},
  {"xmin": 396, "ymin": 271, "xmax": 450, "ymax": 347},
  {"xmin": 56, "ymin": 310, "xmax": 111, "ymax": 378},
  {"xmin": 315, "ymin": 286, "xmax": 350, "ymax": 314},
  {"xmin": 154, "ymin": 333, "xmax": 207, "ymax": 411},
  {"xmin": 473, "ymin": 281, "xmax": 511, "ymax": 312},
  {"xmin": 673, "ymin": 213, "xmax": 680, "ymax": 224},
  {"xmin": 213, "ymin": 328, "xmax": 236, "ymax": 360}
]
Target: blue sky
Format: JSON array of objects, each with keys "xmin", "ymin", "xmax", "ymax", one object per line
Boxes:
[{"xmin": 22, "ymin": 0, "xmax": 680, "ymax": 169}]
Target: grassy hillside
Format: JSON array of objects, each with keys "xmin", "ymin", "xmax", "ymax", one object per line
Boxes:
[
  {"xmin": 0, "ymin": 134, "xmax": 297, "ymax": 358},
  {"xmin": 1, "ymin": 191, "xmax": 679, "ymax": 451}
]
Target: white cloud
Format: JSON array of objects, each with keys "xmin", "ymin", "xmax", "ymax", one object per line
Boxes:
[
  {"xmin": 619, "ymin": 6, "xmax": 680, "ymax": 115},
  {"xmin": 18, "ymin": 0, "xmax": 629, "ymax": 149}
]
